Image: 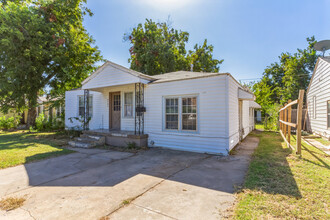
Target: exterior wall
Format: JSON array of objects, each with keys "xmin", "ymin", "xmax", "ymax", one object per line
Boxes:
[
  {"xmin": 96, "ymin": 84, "xmax": 136, "ymax": 131},
  {"xmin": 65, "ymin": 85, "xmax": 137, "ymax": 131},
  {"xmin": 82, "ymin": 64, "xmax": 146, "ymax": 90},
  {"xmin": 65, "ymin": 90, "xmax": 104, "ymax": 130},
  {"xmin": 307, "ymin": 58, "xmax": 330, "ymax": 139},
  {"xmin": 144, "ymin": 75, "xmax": 229, "ymax": 155},
  {"xmin": 227, "ymin": 77, "xmax": 253, "ymax": 150}
]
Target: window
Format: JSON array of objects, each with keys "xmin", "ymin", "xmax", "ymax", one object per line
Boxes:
[
  {"xmin": 113, "ymin": 94, "xmax": 120, "ymax": 111},
  {"xmin": 124, "ymin": 92, "xmax": 133, "ymax": 117},
  {"xmin": 164, "ymin": 96, "xmax": 198, "ymax": 131},
  {"xmin": 165, "ymin": 98, "xmax": 179, "ymax": 129},
  {"xmin": 313, "ymin": 96, "xmax": 316, "ymax": 119},
  {"xmin": 327, "ymin": 101, "xmax": 330, "ymax": 129},
  {"xmin": 182, "ymin": 97, "xmax": 197, "ymax": 131},
  {"xmin": 78, "ymin": 95, "xmax": 93, "ymax": 117}
]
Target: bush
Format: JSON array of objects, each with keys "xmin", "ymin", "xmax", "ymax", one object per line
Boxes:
[
  {"xmin": 35, "ymin": 113, "xmax": 64, "ymax": 132},
  {"xmin": 264, "ymin": 104, "xmax": 280, "ymax": 131},
  {"xmin": 0, "ymin": 116, "xmax": 21, "ymax": 130}
]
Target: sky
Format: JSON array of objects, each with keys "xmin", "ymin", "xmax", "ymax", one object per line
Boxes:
[{"xmin": 83, "ymin": 0, "xmax": 330, "ymax": 82}]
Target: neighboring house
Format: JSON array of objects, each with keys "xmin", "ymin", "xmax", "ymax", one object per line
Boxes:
[
  {"xmin": 0, "ymin": 97, "xmax": 63, "ymax": 125},
  {"xmin": 65, "ymin": 61, "xmax": 260, "ymax": 155},
  {"xmin": 307, "ymin": 56, "xmax": 330, "ymax": 139}
]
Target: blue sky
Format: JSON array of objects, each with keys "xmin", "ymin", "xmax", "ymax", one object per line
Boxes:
[{"xmin": 83, "ymin": 0, "xmax": 330, "ymax": 82}]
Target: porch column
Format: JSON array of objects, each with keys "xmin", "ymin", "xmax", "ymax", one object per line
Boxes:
[
  {"xmin": 135, "ymin": 83, "xmax": 145, "ymax": 134},
  {"xmin": 84, "ymin": 89, "xmax": 90, "ymax": 130}
]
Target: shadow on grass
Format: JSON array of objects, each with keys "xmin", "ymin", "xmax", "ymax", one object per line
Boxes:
[
  {"xmin": 243, "ymin": 131, "xmax": 302, "ymax": 198},
  {"xmin": 291, "ymin": 136, "xmax": 330, "ymax": 170}
]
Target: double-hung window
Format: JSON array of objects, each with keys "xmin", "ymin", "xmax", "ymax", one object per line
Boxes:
[
  {"xmin": 182, "ymin": 97, "xmax": 197, "ymax": 131},
  {"xmin": 124, "ymin": 92, "xmax": 133, "ymax": 117},
  {"xmin": 327, "ymin": 100, "xmax": 330, "ymax": 129},
  {"xmin": 165, "ymin": 96, "xmax": 198, "ymax": 131},
  {"xmin": 78, "ymin": 95, "xmax": 93, "ymax": 118},
  {"xmin": 165, "ymin": 98, "xmax": 179, "ymax": 129}
]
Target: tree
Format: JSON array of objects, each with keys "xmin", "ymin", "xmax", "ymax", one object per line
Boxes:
[
  {"xmin": 124, "ymin": 19, "xmax": 223, "ymax": 75},
  {"xmin": 0, "ymin": 0, "xmax": 102, "ymax": 127},
  {"xmin": 252, "ymin": 36, "xmax": 318, "ymax": 111}
]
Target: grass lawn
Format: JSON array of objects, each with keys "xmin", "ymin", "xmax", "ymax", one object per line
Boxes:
[
  {"xmin": 255, "ymin": 124, "xmax": 264, "ymax": 130},
  {"xmin": 0, "ymin": 131, "xmax": 74, "ymax": 169},
  {"xmin": 315, "ymin": 138, "xmax": 330, "ymax": 146},
  {"xmin": 234, "ymin": 131, "xmax": 330, "ymax": 219}
]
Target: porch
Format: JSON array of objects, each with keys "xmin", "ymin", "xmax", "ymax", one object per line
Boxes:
[{"xmin": 83, "ymin": 129, "xmax": 148, "ymax": 148}]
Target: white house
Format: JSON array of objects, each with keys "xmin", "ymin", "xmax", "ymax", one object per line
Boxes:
[
  {"xmin": 307, "ymin": 56, "xmax": 330, "ymax": 139},
  {"xmin": 65, "ymin": 61, "xmax": 260, "ymax": 155}
]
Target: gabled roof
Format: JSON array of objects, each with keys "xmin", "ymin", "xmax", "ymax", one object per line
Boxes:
[
  {"xmin": 307, "ymin": 56, "xmax": 330, "ymax": 94},
  {"xmin": 82, "ymin": 60, "xmax": 155, "ymax": 86}
]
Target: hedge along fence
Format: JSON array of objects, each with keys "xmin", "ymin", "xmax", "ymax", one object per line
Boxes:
[{"xmin": 279, "ymin": 90, "xmax": 304, "ymax": 155}]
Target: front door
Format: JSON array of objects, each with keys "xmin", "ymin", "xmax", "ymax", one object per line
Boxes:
[{"xmin": 109, "ymin": 92, "xmax": 121, "ymax": 130}]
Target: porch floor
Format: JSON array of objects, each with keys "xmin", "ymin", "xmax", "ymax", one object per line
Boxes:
[{"xmin": 85, "ymin": 129, "xmax": 138, "ymax": 137}]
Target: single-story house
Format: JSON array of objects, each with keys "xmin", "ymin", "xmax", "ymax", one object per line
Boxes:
[
  {"xmin": 307, "ymin": 56, "xmax": 330, "ymax": 139},
  {"xmin": 65, "ymin": 61, "xmax": 260, "ymax": 155}
]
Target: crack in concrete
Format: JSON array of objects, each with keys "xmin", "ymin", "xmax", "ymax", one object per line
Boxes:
[
  {"xmin": 131, "ymin": 203, "xmax": 178, "ymax": 219},
  {"xmin": 20, "ymin": 207, "xmax": 36, "ymax": 220},
  {"xmin": 105, "ymin": 154, "xmax": 212, "ymax": 218}
]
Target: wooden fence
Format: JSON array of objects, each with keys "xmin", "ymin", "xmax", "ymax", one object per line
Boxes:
[{"xmin": 279, "ymin": 90, "xmax": 304, "ymax": 155}]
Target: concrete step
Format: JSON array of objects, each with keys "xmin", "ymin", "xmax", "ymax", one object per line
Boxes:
[
  {"xmin": 74, "ymin": 137, "xmax": 97, "ymax": 143},
  {"xmin": 68, "ymin": 141, "xmax": 96, "ymax": 148},
  {"xmin": 80, "ymin": 134, "xmax": 105, "ymax": 145}
]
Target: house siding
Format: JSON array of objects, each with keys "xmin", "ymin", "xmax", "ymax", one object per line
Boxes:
[
  {"xmin": 307, "ymin": 58, "xmax": 330, "ymax": 139},
  {"xmin": 227, "ymin": 76, "xmax": 252, "ymax": 150},
  {"xmin": 82, "ymin": 64, "xmax": 144, "ymax": 90},
  {"xmin": 144, "ymin": 75, "xmax": 229, "ymax": 155}
]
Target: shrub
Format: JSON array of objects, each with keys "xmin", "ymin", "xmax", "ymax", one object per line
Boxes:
[
  {"xmin": 35, "ymin": 113, "xmax": 64, "ymax": 131},
  {"xmin": 264, "ymin": 103, "xmax": 280, "ymax": 131},
  {"xmin": 0, "ymin": 115, "xmax": 21, "ymax": 130}
]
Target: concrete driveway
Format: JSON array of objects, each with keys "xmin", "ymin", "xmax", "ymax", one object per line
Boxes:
[{"xmin": 0, "ymin": 136, "xmax": 259, "ymax": 220}]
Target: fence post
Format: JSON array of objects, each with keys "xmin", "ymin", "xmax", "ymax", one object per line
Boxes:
[
  {"xmin": 287, "ymin": 100, "xmax": 292, "ymax": 144},
  {"xmin": 284, "ymin": 105, "xmax": 287, "ymax": 138},
  {"xmin": 296, "ymin": 90, "xmax": 304, "ymax": 155}
]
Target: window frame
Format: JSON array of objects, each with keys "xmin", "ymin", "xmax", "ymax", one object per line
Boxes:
[
  {"xmin": 163, "ymin": 95, "xmax": 199, "ymax": 133},
  {"xmin": 123, "ymin": 92, "xmax": 134, "ymax": 118},
  {"xmin": 164, "ymin": 97, "xmax": 179, "ymax": 130},
  {"xmin": 78, "ymin": 95, "xmax": 93, "ymax": 118}
]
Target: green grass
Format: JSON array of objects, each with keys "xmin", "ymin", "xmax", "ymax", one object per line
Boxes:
[
  {"xmin": 0, "ymin": 131, "xmax": 74, "ymax": 169},
  {"xmin": 315, "ymin": 138, "xmax": 330, "ymax": 146},
  {"xmin": 234, "ymin": 131, "xmax": 330, "ymax": 219},
  {"xmin": 255, "ymin": 124, "xmax": 264, "ymax": 130}
]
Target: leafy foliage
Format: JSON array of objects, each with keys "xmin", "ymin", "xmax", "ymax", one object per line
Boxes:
[
  {"xmin": 252, "ymin": 37, "xmax": 318, "ymax": 111},
  {"xmin": 124, "ymin": 19, "xmax": 223, "ymax": 75},
  {"xmin": 0, "ymin": 115, "xmax": 21, "ymax": 130},
  {"xmin": 0, "ymin": 0, "xmax": 102, "ymax": 126}
]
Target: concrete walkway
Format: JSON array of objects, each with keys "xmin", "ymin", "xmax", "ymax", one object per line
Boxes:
[
  {"xmin": 303, "ymin": 137, "xmax": 330, "ymax": 155},
  {"xmin": 0, "ymin": 136, "xmax": 259, "ymax": 220}
]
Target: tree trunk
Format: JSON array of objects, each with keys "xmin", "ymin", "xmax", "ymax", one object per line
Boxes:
[{"xmin": 27, "ymin": 106, "xmax": 37, "ymax": 128}]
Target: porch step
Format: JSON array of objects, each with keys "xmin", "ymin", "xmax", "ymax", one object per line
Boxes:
[
  {"xmin": 68, "ymin": 133, "xmax": 105, "ymax": 149},
  {"xmin": 68, "ymin": 140, "xmax": 96, "ymax": 148}
]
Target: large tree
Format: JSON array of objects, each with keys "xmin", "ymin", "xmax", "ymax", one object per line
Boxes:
[
  {"xmin": 252, "ymin": 36, "xmax": 318, "ymax": 111},
  {"xmin": 0, "ymin": 0, "xmax": 101, "ymax": 126},
  {"xmin": 124, "ymin": 19, "xmax": 223, "ymax": 75}
]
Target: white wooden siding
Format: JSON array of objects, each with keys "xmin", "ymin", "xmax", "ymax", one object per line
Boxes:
[
  {"xmin": 144, "ymin": 75, "xmax": 229, "ymax": 155},
  {"xmin": 307, "ymin": 58, "xmax": 330, "ymax": 139},
  {"xmin": 65, "ymin": 90, "xmax": 104, "ymax": 130},
  {"xmin": 82, "ymin": 64, "xmax": 147, "ymax": 90},
  {"xmin": 227, "ymin": 77, "xmax": 253, "ymax": 150}
]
